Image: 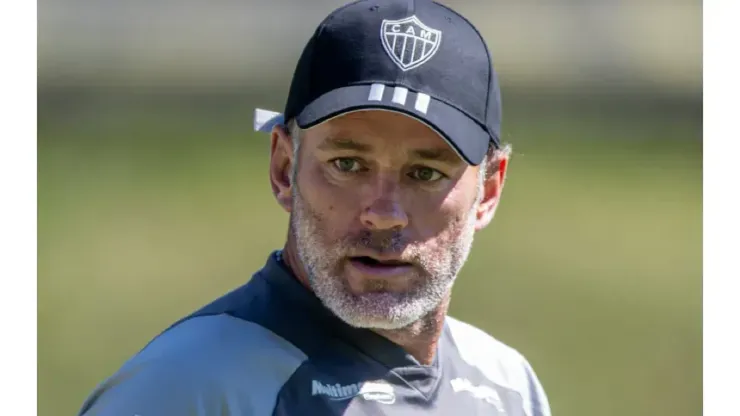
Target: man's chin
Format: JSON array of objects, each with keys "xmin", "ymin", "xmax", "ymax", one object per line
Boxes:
[
  {"xmin": 334, "ymin": 312, "xmax": 417, "ymax": 330},
  {"xmin": 325, "ymin": 291, "xmax": 430, "ymax": 330}
]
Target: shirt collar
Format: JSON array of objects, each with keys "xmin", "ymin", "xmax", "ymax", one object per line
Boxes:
[{"xmin": 259, "ymin": 250, "xmax": 442, "ymax": 372}]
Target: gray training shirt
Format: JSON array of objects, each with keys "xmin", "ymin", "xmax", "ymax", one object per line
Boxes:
[{"xmin": 79, "ymin": 251, "xmax": 551, "ymax": 416}]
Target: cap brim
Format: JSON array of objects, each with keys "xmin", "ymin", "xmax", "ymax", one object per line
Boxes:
[
  {"xmin": 254, "ymin": 108, "xmax": 285, "ymax": 132},
  {"xmin": 294, "ymin": 84, "xmax": 493, "ymax": 165}
]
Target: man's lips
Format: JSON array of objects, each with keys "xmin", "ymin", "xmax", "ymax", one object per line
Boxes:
[
  {"xmin": 350, "ymin": 256, "xmax": 410, "ymax": 266},
  {"xmin": 347, "ymin": 256, "xmax": 414, "ymax": 277}
]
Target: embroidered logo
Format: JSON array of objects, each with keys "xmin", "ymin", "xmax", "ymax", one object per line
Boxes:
[
  {"xmin": 312, "ymin": 380, "xmax": 396, "ymax": 404},
  {"xmin": 380, "ymin": 15, "xmax": 442, "ymax": 71}
]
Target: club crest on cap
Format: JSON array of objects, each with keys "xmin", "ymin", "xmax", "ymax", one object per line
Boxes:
[{"xmin": 380, "ymin": 15, "xmax": 442, "ymax": 71}]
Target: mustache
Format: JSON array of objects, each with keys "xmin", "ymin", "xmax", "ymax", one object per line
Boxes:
[{"xmin": 346, "ymin": 229, "xmax": 409, "ymax": 254}]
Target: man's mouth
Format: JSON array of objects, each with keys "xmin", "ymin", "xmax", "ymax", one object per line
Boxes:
[
  {"xmin": 347, "ymin": 255, "xmax": 415, "ymax": 279},
  {"xmin": 349, "ymin": 256, "xmax": 411, "ymax": 268}
]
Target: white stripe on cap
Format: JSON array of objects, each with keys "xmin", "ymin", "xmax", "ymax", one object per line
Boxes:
[
  {"xmin": 414, "ymin": 93, "xmax": 431, "ymax": 114},
  {"xmin": 368, "ymin": 83, "xmax": 385, "ymax": 101},
  {"xmin": 391, "ymin": 86, "xmax": 409, "ymax": 106}
]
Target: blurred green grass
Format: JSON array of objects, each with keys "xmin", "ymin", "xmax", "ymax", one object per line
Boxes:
[{"xmin": 38, "ymin": 98, "xmax": 701, "ymax": 416}]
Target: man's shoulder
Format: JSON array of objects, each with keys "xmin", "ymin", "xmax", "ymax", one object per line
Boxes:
[
  {"xmin": 446, "ymin": 315, "xmax": 526, "ymax": 368},
  {"xmin": 445, "ymin": 316, "xmax": 551, "ymax": 416},
  {"xmin": 79, "ymin": 315, "xmax": 307, "ymax": 415},
  {"xmin": 134, "ymin": 314, "xmax": 307, "ymax": 378}
]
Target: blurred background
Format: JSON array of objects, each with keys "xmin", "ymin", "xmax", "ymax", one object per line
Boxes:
[{"xmin": 37, "ymin": 1, "xmax": 702, "ymax": 415}]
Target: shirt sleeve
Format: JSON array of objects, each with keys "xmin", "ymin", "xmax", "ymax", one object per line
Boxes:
[
  {"xmin": 522, "ymin": 358, "xmax": 552, "ymax": 416},
  {"xmin": 78, "ymin": 359, "xmax": 228, "ymax": 416},
  {"xmin": 77, "ymin": 315, "xmax": 308, "ymax": 416}
]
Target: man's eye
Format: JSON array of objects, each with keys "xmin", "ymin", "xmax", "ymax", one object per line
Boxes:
[
  {"xmin": 410, "ymin": 167, "xmax": 444, "ymax": 182},
  {"xmin": 332, "ymin": 158, "xmax": 362, "ymax": 173}
]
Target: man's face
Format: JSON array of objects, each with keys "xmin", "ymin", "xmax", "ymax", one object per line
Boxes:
[{"xmin": 277, "ymin": 111, "xmax": 501, "ymax": 330}]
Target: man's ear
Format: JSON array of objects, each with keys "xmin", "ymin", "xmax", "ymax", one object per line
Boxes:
[
  {"xmin": 475, "ymin": 155, "xmax": 509, "ymax": 231},
  {"xmin": 269, "ymin": 125, "xmax": 295, "ymax": 212}
]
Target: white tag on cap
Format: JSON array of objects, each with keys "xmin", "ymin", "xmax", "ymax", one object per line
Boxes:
[{"xmin": 254, "ymin": 108, "xmax": 285, "ymax": 132}]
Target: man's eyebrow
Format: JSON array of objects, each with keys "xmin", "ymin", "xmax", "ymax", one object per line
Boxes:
[
  {"xmin": 317, "ymin": 137, "xmax": 462, "ymax": 163},
  {"xmin": 411, "ymin": 148, "xmax": 461, "ymax": 164},
  {"xmin": 317, "ymin": 137, "xmax": 373, "ymax": 152}
]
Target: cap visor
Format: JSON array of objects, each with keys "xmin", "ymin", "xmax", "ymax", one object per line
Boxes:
[
  {"xmin": 294, "ymin": 84, "xmax": 492, "ymax": 165},
  {"xmin": 254, "ymin": 108, "xmax": 285, "ymax": 132}
]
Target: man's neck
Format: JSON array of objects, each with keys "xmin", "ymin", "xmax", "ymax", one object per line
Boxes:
[
  {"xmin": 373, "ymin": 299, "xmax": 449, "ymax": 365},
  {"xmin": 281, "ymin": 241, "xmax": 448, "ymax": 366}
]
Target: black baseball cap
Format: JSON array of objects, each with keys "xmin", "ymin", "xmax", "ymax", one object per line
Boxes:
[{"xmin": 253, "ymin": 0, "xmax": 502, "ymax": 165}]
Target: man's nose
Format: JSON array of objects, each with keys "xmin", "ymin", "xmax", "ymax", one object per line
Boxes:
[{"xmin": 359, "ymin": 182, "xmax": 409, "ymax": 231}]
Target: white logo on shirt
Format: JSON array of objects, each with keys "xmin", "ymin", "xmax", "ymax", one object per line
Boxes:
[
  {"xmin": 311, "ymin": 380, "xmax": 396, "ymax": 404},
  {"xmin": 450, "ymin": 378, "xmax": 506, "ymax": 412}
]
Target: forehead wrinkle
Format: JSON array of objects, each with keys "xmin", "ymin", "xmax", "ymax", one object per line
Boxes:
[
  {"xmin": 316, "ymin": 136, "xmax": 373, "ymax": 152},
  {"xmin": 410, "ymin": 147, "xmax": 462, "ymax": 165},
  {"xmin": 315, "ymin": 137, "xmax": 465, "ymax": 174},
  {"xmin": 311, "ymin": 119, "xmax": 463, "ymax": 166}
]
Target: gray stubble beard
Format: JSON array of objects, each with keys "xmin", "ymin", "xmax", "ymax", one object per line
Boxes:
[{"xmin": 289, "ymin": 177, "xmax": 481, "ymax": 331}]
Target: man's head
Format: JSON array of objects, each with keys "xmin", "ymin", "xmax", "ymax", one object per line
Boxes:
[
  {"xmin": 256, "ymin": 0, "xmax": 508, "ymax": 330},
  {"xmin": 269, "ymin": 110, "xmax": 509, "ymax": 329}
]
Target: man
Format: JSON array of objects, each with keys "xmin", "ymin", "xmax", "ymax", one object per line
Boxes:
[{"xmin": 79, "ymin": 0, "xmax": 551, "ymax": 415}]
